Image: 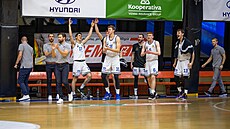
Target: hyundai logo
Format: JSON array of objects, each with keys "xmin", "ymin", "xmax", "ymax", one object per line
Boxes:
[
  {"xmin": 55, "ymin": 0, "xmax": 75, "ymax": 4},
  {"xmin": 226, "ymin": 1, "xmax": 230, "ymax": 9}
]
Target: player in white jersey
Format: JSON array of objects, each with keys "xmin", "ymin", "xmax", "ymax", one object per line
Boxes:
[
  {"xmin": 101, "ymin": 25, "xmax": 121, "ymax": 101},
  {"xmin": 68, "ymin": 18, "xmax": 95, "ymax": 98},
  {"xmin": 141, "ymin": 32, "xmax": 161, "ymax": 100},
  {"xmin": 173, "ymin": 29, "xmax": 194, "ymax": 100}
]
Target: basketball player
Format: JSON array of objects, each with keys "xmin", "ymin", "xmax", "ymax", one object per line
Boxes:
[
  {"xmin": 173, "ymin": 29, "xmax": 194, "ymax": 100},
  {"xmin": 130, "ymin": 34, "xmax": 149, "ymax": 99},
  {"xmin": 101, "ymin": 25, "xmax": 121, "ymax": 101},
  {"xmin": 141, "ymin": 32, "xmax": 161, "ymax": 100},
  {"xmin": 68, "ymin": 18, "xmax": 94, "ymax": 98},
  {"xmin": 94, "ymin": 18, "xmax": 116, "ymax": 95}
]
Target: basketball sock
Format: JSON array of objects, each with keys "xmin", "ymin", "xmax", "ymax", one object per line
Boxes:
[
  {"xmin": 105, "ymin": 87, "xmax": 110, "ymax": 93},
  {"xmin": 184, "ymin": 89, "xmax": 188, "ymax": 94},
  {"xmin": 177, "ymin": 87, "xmax": 182, "ymax": 92},
  {"xmin": 134, "ymin": 88, "xmax": 138, "ymax": 96},
  {"xmin": 116, "ymin": 89, "xmax": 120, "ymax": 94}
]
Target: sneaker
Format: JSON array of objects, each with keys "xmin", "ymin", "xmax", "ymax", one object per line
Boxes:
[
  {"xmin": 219, "ymin": 92, "xmax": 228, "ymax": 98},
  {"xmin": 19, "ymin": 95, "xmax": 30, "ymax": 101},
  {"xmin": 129, "ymin": 95, "xmax": 138, "ymax": 99},
  {"xmin": 148, "ymin": 93, "xmax": 155, "ymax": 100},
  {"xmin": 102, "ymin": 92, "xmax": 112, "ymax": 100},
  {"xmin": 181, "ymin": 93, "xmax": 187, "ymax": 101},
  {"xmin": 148, "ymin": 92, "xmax": 157, "ymax": 100},
  {"xmin": 68, "ymin": 92, "xmax": 73, "ymax": 102},
  {"xmin": 56, "ymin": 94, "xmax": 59, "ymax": 100},
  {"xmin": 57, "ymin": 98, "xmax": 63, "ymax": 104},
  {"xmin": 204, "ymin": 91, "xmax": 211, "ymax": 97},
  {"xmin": 116, "ymin": 94, "xmax": 120, "ymax": 101},
  {"xmin": 48, "ymin": 95, "xmax": 52, "ymax": 101},
  {"xmin": 176, "ymin": 92, "xmax": 183, "ymax": 99}
]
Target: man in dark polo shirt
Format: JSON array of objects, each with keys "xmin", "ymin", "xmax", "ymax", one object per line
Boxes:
[
  {"xmin": 130, "ymin": 34, "xmax": 149, "ymax": 99},
  {"xmin": 202, "ymin": 38, "xmax": 227, "ymax": 97},
  {"xmin": 43, "ymin": 33, "xmax": 58, "ymax": 101}
]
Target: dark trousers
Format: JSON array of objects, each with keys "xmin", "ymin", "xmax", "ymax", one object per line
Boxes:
[
  {"xmin": 46, "ymin": 64, "xmax": 58, "ymax": 95},
  {"xmin": 55, "ymin": 63, "xmax": 71, "ymax": 99},
  {"xmin": 18, "ymin": 68, "xmax": 32, "ymax": 95}
]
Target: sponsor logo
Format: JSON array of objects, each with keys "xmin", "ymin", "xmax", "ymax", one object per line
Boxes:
[
  {"xmin": 140, "ymin": 0, "xmax": 150, "ymax": 5},
  {"xmin": 223, "ymin": 1, "xmax": 230, "ymax": 17},
  {"xmin": 55, "ymin": 0, "xmax": 75, "ymax": 5},
  {"xmin": 226, "ymin": 0, "xmax": 230, "ymax": 9},
  {"xmin": 127, "ymin": 0, "xmax": 162, "ymax": 17}
]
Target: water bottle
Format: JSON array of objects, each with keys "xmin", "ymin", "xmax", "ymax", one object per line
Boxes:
[{"xmin": 96, "ymin": 88, "xmax": 100, "ymax": 100}]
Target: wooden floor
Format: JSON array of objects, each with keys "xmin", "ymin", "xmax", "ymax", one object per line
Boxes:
[{"xmin": 0, "ymin": 97, "xmax": 230, "ymax": 129}]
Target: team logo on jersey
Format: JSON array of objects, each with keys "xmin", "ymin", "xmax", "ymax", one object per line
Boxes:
[
  {"xmin": 140, "ymin": 0, "xmax": 150, "ymax": 5},
  {"xmin": 55, "ymin": 0, "xmax": 75, "ymax": 4}
]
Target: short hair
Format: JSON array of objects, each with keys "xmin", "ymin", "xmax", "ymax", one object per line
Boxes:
[
  {"xmin": 75, "ymin": 32, "xmax": 82, "ymax": 37},
  {"xmin": 57, "ymin": 33, "xmax": 66, "ymax": 38},
  {"xmin": 107, "ymin": 25, "xmax": 116, "ymax": 30},
  {"xmin": 147, "ymin": 32, "xmax": 154, "ymax": 36},
  {"xmin": 212, "ymin": 38, "xmax": 218, "ymax": 42},
  {"xmin": 139, "ymin": 34, "xmax": 144, "ymax": 38},
  {"xmin": 177, "ymin": 29, "xmax": 185, "ymax": 33},
  {"xmin": 48, "ymin": 33, "xmax": 54, "ymax": 37}
]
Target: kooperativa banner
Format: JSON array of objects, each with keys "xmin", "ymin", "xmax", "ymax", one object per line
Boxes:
[
  {"xmin": 203, "ymin": 0, "xmax": 230, "ymax": 21},
  {"xmin": 22, "ymin": 0, "xmax": 183, "ymax": 21}
]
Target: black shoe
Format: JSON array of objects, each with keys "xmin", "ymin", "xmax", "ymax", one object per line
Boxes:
[
  {"xmin": 204, "ymin": 91, "xmax": 211, "ymax": 96},
  {"xmin": 148, "ymin": 92, "xmax": 157, "ymax": 100}
]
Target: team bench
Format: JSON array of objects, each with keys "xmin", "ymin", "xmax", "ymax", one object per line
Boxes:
[{"xmin": 16, "ymin": 71, "xmax": 230, "ymax": 97}]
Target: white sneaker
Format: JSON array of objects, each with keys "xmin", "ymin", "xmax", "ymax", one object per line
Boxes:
[
  {"xmin": 48, "ymin": 95, "xmax": 52, "ymax": 101},
  {"xmin": 68, "ymin": 92, "xmax": 73, "ymax": 102},
  {"xmin": 19, "ymin": 95, "xmax": 30, "ymax": 101},
  {"xmin": 56, "ymin": 94, "xmax": 59, "ymax": 100},
  {"xmin": 57, "ymin": 98, "xmax": 63, "ymax": 104}
]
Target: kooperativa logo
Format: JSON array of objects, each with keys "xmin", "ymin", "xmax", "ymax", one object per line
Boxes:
[
  {"xmin": 55, "ymin": 0, "xmax": 75, "ymax": 4},
  {"xmin": 140, "ymin": 0, "xmax": 150, "ymax": 5}
]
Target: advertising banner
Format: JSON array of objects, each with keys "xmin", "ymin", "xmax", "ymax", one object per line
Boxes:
[
  {"xmin": 203, "ymin": 0, "xmax": 230, "ymax": 21},
  {"xmin": 22, "ymin": 0, "xmax": 182, "ymax": 21},
  {"xmin": 22, "ymin": 0, "xmax": 106, "ymax": 18},
  {"xmin": 106, "ymin": 0, "xmax": 183, "ymax": 21}
]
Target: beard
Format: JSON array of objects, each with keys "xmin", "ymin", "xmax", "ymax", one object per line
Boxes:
[
  {"xmin": 49, "ymin": 39, "xmax": 54, "ymax": 43},
  {"xmin": 58, "ymin": 39, "xmax": 63, "ymax": 43}
]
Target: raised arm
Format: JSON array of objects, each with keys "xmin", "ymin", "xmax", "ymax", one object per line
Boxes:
[
  {"xmin": 82, "ymin": 20, "xmax": 95, "ymax": 44},
  {"xmin": 94, "ymin": 18, "xmax": 103, "ymax": 40},
  {"xmin": 68, "ymin": 18, "xmax": 75, "ymax": 47}
]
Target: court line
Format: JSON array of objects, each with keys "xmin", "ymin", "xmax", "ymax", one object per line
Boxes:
[{"xmin": 213, "ymin": 102, "xmax": 230, "ymax": 112}]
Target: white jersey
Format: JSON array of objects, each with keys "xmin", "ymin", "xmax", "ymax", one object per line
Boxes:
[
  {"xmin": 73, "ymin": 42, "xmax": 85, "ymax": 60},
  {"xmin": 145, "ymin": 40, "xmax": 158, "ymax": 61},
  {"xmin": 105, "ymin": 35, "xmax": 119, "ymax": 57}
]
